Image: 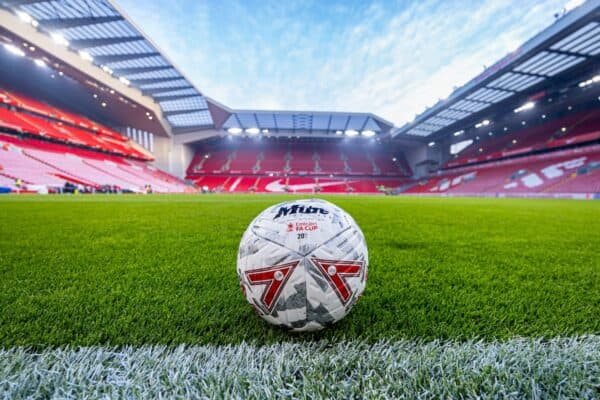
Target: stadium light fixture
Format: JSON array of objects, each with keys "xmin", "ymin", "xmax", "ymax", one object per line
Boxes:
[
  {"xmin": 345, "ymin": 129, "xmax": 359, "ymax": 137},
  {"xmin": 262, "ymin": 129, "xmax": 269, "ymax": 134},
  {"xmin": 101, "ymin": 102, "xmax": 107, "ymax": 107},
  {"xmin": 428, "ymin": 141, "xmax": 435, "ymax": 147},
  {"xmin": 514, "ymin": 101, "xmax": 535, "ymax": 113},
  {"xmin": 542, "ymin": 114, "xmax": 546, "ymax": 119},
  {"xmin": 78, "ymin": 51, "xmax": 93, "ymax": 62},
  {"xmin": 335, "ymin": 130, "xmax": 343, "ymax": 135},
  {"xmin": 361, "ymin": 130, "xmax": 375, "ymax": 137},
  {"xmin": 453, "ymin": 130, "xmax": 464, "ymax": 137},
  {"xmin": 475, "ymin": 119, "xmax": 490, "ymax": 128},
  {"xmin": 15, "ymin": 11, "xmax": 38, "ymax": 28},
  {"xmin": 3, "ymin": 43, "xmax": 25, "ymax": 57},
  {"xmin": 50, "ymin": 32, "xmax": 69, "ymax": 47},
  {"xmin": 561, "ymin": 127, "xmax": 567, "ymax": 132},
  {"xmin": 578, "ymin": 75, "xmax": 600, "ymax": 88},
  {"xmin": 33, "ymin": 59, "xmax": 46, "ymax": 68},
  {"xmin": 227, "ymin": 127, "xmax": 242, "ymax": 134},
  {"xmin": 245, "ymin": 127, "xmax": 260, "ymax": 135},
  {"xmin": 392, "ymin": 157, "xmax": 397, "ymax": 162}
]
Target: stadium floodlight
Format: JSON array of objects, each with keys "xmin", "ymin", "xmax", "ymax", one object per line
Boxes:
[
  {"xmin": 578, "ymin": 75, "xmax": 600, "ymax": 88},
  {"xmin": 475, "ymin": 119, "xmax": 490, "ymax": 128},
  {"xmin": 119, "ymin": 77, "xmax": 130, "ymax": 86},
  {"xmin": 514, "ymin": 102, "xmax": 535, "ymax": 113},
  {"xmin": 245, "ymin": 127, "xmax": 260, "ymax": 135},
  {"xmin": 335, "ymin": 130, "xmax": 343, "ymax": 135},
  {"xmin": 3, "ymin": 44, "xmax": 25, "ymax": 57},
  {"xmin": 361, "ymin": 130, "xmax": 375, "ymax": 137},
  {"xmin": 262, "ymin": 129, "xmax": 269, "ymax": 133},
  {"xmin": 78, "ymin": 51, "xmax": 93, "ymax": 62},
  {"xmin": 392, "ymin": 157, "xmax": 397, "ymax": 161},
  {"xmin": 50, "ymin": 32, "xmax": 69, "ymax": 47},
  {"xmin": 227, "ymin": 127, "xmax": 242, "ymax": 134},
  {"xmin": 15, "ymin": 10, "xmax": 39, "ymax": 27},
  {"xmin": 33, "ymin": 59, "xmax": 46, "ymax": 67},
  {"xmin": 453, "ymin": 130, "xmax": 464, "ymax": 137},
  {"xmin": 428, "ymin": 141, "xmax": 435, "ymax": 147},
  {"xmin": 101, "ymin": 102, "xmax": 107, "ymax": 107},
  {"xmin": 345, "ymin": 129, "xmax": 359, "ymax": 137}
]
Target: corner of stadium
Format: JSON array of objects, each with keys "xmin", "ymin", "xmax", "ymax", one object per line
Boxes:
[{"xmin": 0, "ymin": 0, "xmax": 599, "ymax": 398}]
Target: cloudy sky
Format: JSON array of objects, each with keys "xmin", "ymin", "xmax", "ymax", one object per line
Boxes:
[{"xmin": 116, "ymin": 0, "xmax": 567, "ymax": 125}]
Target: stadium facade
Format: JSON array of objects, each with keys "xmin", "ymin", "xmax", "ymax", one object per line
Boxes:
[{"xmin": 0, "ymin": 0, "xmax": 598, "ymax": 196}]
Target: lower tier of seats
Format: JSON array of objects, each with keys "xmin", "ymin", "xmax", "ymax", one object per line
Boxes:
[
  {"xmin": 0, "ymin": 133, "xmax": 190, "ymax": 193},
  {"xmin": 404, "ymin": 145, "xmax": 600, "ymax": 196},
  {"xmin": 190, "ymin": 175, "xmax": 409, "ymax": 194}
]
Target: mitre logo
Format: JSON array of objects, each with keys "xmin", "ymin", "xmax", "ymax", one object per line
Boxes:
[{"xmin": 274, "ymin": 204, "xmax": 329, "ymax": 219}]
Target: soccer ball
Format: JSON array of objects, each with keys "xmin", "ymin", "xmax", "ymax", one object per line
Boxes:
[{"xmin": 237, "ymin": 199, "xmax": 368, "ymax": 331}]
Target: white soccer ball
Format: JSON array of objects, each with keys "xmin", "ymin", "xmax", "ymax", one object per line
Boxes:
[{"xmin": 237, "ymin": 199, "xmax": 368, "ymax": 331}]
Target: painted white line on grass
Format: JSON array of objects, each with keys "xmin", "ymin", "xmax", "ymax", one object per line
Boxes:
[{"xmin": 1, "ymin": 336, "xmax": 599, "ymax": 398}]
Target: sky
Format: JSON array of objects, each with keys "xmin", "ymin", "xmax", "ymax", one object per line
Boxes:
[{"xmin": 116, "ymin": 0, "xmax": 568, "ymax": 126}]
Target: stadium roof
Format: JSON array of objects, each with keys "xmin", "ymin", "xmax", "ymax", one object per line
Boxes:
[
  {"xmin": 222, "ymin": 110, "xmax": 393, "ymax": 136},
  {"xmin": 393, "ymin": 0, "xmax": 599, "ymax": 140},
  {"xmin": 0, "ymin": 0, "xmax": 214, "ymax": 131}
]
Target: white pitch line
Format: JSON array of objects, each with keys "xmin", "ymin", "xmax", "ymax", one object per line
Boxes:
[{"xmin": 1, "ymin": 336, "xmax": 599, "ymax": 399}]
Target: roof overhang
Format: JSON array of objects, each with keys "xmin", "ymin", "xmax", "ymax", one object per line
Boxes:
[
  {"xmin": 0, "ymin": 0, "xmax": 217, "ymax": 132},
  {"xmin": 393, "ymin": 0, "xmax": 599, "ymax": 141}
]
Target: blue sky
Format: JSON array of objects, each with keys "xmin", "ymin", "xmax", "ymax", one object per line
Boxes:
[{"xmin": 116, "ymin": 0, "xmax": 567, "ymax": 125}]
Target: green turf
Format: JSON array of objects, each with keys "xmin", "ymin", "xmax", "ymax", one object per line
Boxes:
[{"xmin": 0, "ymin": 195, "xmax": 598, "ymax": 347}]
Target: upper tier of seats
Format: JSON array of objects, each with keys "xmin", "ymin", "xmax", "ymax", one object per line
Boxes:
[
  {"xmin": 405, "ymin": 145, "xmax": 600, "ymax": 196},
  {"xmin": 446, "ymin": 109, "xmax": 600, "ymax": 168},
  {"xmin": 0, "ymin": 88, "xmax": 152, "ymax": 161},
  {"xmin": 0, "ymin": 133, "xmax": 189, "ymax": 193},
  {"xmin": 187, "ymin": 142, "xmax": 411, "ymax": 177}
]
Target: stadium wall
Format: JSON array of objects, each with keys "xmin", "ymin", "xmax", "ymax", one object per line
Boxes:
[
  {"xmin": 404, "ymin": 145, "xmax": 428, "ymax": 177},
  {"xmin": 152, "ymin": 136, "xmax": 194, "ymax": 179}
]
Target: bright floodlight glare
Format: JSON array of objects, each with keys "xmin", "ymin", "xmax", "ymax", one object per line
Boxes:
[
  {"xmin": 514, "ymin": 101, "xmax": 535, "ymax": 113},
  {"xmin": 453, "ymin": 130, "xmax": 464, "ymax": 136},
  {"xmin": 345, "ymin": 129, "xmax": 359, "ymax": 137},
  {"xmin": 119, "ymin": 77, "xmax": 130, "ymax": 85},
  {"xmin": 475, "ymin": 119, "xmax": 490, "ymax": 128},
  {"xmin": 227, "ymin": 127, "xmax": 242, "ymax": 134},
  {"xmin": 392, "ymin": 157, "xmax": 397, "ymax": 162},
  {"xmin": 33, "ymin": 59, "xmax": 46, "ymax": 67},
  {"xmin": 262, "ymin": 129, "xmax": 269, "ymax": 133},
  {"xmin": 79, "ymin": 51, "xmax": 93, "ymax": 62},
  {"xmin": 335, "ymin": 130, "xmax": 343, "ymax": 135},
  {"xmin": 428, "ymin": 141, "xmax": 435, "ymax": 147},
  {"xmin": 16, "ymin": 10, "xmax": 38, "ymax": 27},
  {"xmin": 361, "ymin": 130, "xmax": 375, "ymax": 137},
  {"xmin": 3, "ymin": 44, "xmax": 25, "ymax": 57},
  {"xmin": 50, "ymin": 32, "xmax": 69, "ymax": 46},
  {"xmin": 245, "ymin": 127, "xmax": 260, "ymax": 135}
]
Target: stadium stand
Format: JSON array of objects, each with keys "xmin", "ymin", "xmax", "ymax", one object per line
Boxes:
[
  {"xmin": 403, "ymin": 145, "xmax": 600, "ymax": 196},
  {"xmin": 186, "ymin": 140, "xmax": 411, "ymax": 193},
  {"xmin": 0, "ymin": 133, "xmax": 189, "ymax": 193},
  {"xmin": 446, "ymin": 110, "xmax": 600, "ymax": 168},
  {"xmin": 0, "ymin": 88, "xmax": 153, "ymax": 161}
]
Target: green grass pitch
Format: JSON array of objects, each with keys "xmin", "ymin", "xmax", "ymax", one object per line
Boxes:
[{"xmin": 0, "ymin": 194, "xmax": 599, "ymax": 347}]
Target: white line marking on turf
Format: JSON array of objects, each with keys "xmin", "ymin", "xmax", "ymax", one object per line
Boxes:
[{"xmin": 1, "ymin": 336, "xmax": 599, "ymax": 398}]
